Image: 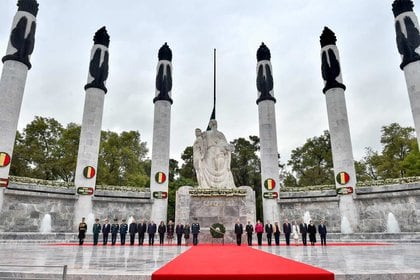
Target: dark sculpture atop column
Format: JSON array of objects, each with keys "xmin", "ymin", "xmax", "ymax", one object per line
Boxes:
[
  {"xmin": 2, "ymin": 0, "xmax": 39, "ymax": 69},
  {"xmin": 256, "ymin": 43, "xmax": 276, "ymax": 104},
  {"xmin": 154, "ymin": 43, "xmax": 173, "ymax": 104},
  {"xmin": 393, "ymin": 0, "xmax": 420, "ymax": 69},
  {"xmin": 84, "ymin": 27, "xmax": 109, "ymax": 93},
  {"xmin": 320, "ymin": 27, "xmax": 346, "ymax": 93}
]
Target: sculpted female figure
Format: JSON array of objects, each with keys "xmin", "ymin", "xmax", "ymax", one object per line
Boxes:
[{"xmin": 193, "ymin": 120, "xmax": 236, "ymax": 188}]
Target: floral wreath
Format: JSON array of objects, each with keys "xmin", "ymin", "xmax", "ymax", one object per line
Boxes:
[{"xmin": 210, "ymin": 223, "xmax": 226, "ymax": 238}]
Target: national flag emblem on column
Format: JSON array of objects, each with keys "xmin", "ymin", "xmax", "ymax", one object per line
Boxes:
[
  {"xmin": 0, "ymin": 177, "xmax": 9, "ymax": 187},
  {"xmin": 0, "ymin": 152, "xmax": 11, "ymax": 167},
  {"xmin": 264, "ymin": 178, "xmax": 276, "ymax": 190},
  {"xmin": 336, "ymin": 172, "xmax": 350, "ymax": 185},
  {"xmin": 155, "ymin": 172, "xmax": 166, "ymax": 184},
  {"xmin": 83, "ymin": 166, "xmax": 96, "ymax": 179}
]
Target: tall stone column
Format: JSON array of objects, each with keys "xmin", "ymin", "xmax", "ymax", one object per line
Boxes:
[
  {"xmin": 392, "ymin": 0, "xmax": 420, "ymax": 149},
  {"xmin": 73, "ymin": 27, "xmax": 110, "ymax": 226},
  {"xmin": 150, "ymin": 43, "xmax": 173, "ymax": 223},
  {"xmin": 320, "ymin": 27, "xmax": 358, "ymax": 233},
  {"xmin": 0, "ymin": 0, "xmax": 38, "ymax": 209},
  {"xmin": 256, "ymin": 43, "xmax": 280, "ymax": 223}
]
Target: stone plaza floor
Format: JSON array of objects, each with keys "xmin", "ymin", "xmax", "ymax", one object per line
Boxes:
[{"xmin": 0, "ymin": 242, "xmax": 419, "ymax": 279}]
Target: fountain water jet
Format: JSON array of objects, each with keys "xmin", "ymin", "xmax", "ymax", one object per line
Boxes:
[
  {"xmin": 341, "ymin": 216, "xmax": 353, "ymax": 234},
  {"xmin": 303, "ymin": 211, "xmax": 311, "ymax": 224},
  {"xmin": 386, "ymin": 212, "xmax": 400, "ymax": 233},
  {"xmin": 40, "ymin": 214, "xmax": 52, "ymax": 233}
]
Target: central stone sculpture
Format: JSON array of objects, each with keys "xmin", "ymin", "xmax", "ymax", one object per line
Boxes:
[{"xmin": 193, "ymin": 119, "xmax": 236, "ymax": 188}]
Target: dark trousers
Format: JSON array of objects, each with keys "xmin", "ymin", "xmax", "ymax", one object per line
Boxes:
[
  {"xmin": 266, "ymin": 233, "xmax": 272, "ymax": 245},
  {"xmin": 247, "ymin": 233, "xmax": 252, "ymax": 246},
  {"xmin": 79, "ymin": 238, "xmax": 84, "ymax": 245},
  {"xmin": 149, "ymin": 234, "xmax": 155, "ymax": 245},
  {"xmin": 159, "ymin": 233, "xmax": 164, "ymax": 245},
  {"xmin": 138, "ymin": 233, "xmax": 145, "ymax": 245},
  {"xmin": 320, "ymin": 234, "xmax": 326, "ymax": 245},
  {"xmin": 285, "ymin": 233, "xmax": 291, "ymax": 245},
  {"xmin": 120, "ymin": 233, "xmax": 126, "ymax": 245},
  {"xmin": 176, "ymin": 234, "xmax": 183, "ymax": 245},
  {"xmin": 103, "ymin": 233, "xmax": 109, "ymax": 245},
  {"xmin": 257, "ymin": 233, "xmax": 262, "ymax": 245},
  {"xmin": 274, "ymin": 233, "xmax": 280, "ymax": 245},
  {"xmin": 193, "ymin": 234, "xmax": 198, "ymax": 245},
  {"xmin": 301, "ymin": 233, "xmax": 307, "ymax": 245},
  {"xmin": 130, "ymin": 234, "xmax": 136, "ymax": 245},
  {"xmin": 111, "ymin": 233, "xmax": 117, "ymax": 245},
  {"xmin": 93, "ymin": 233, "xmax": 99, "ymax": 245},
  {"xmin": 236, "ymin": 234, "xmax": 242, "ymax": 245}
]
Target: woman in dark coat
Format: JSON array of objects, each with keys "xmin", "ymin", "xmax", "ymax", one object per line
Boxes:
[
  {"xmin": 158, "ymin": 221, "xmax": 166, "ymax": 245},
  {"xmin": 307, "ymin": 220, "xmax": 317, "ymax": 246}
]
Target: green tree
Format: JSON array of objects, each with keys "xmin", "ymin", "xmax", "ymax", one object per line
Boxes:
[
  {"xmin": 287, "ymin": 130, "xmax": 334, "ymax": 186},
  {"xmin": 55, "ymin": 123, "xmax": 80, "ymax": 182}
]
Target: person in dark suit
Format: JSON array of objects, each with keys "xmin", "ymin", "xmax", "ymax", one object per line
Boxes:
[
  {"xmin": 299, "ymin": 220, "xmax": 308, "ymax": 246},
  {"xmin": 102, "ymin": 219, "xmax": 111, "ymax": 245},
  {"xmin": 283, "ymin": 218, "xmax": 292, "ymax": 246},
  {"xmin": 308, "ymin": 220, "xmax": 317, "ymax": 246},
  {"xmin": 318, "ymin": 219, "xmax": 327, "ymax": 246},
  {"xmin": 274, "ymin": 222, "xmax": 281, "ymax": 246},
  {"xmin": 183, "ymin": 223, "xmax": 190, "ymax": 245},
  {"xmin": 92, "ymin": 218, "xmax": 101, "ymax": 246},
  {"xmin": 137, "ymin": 219, "xmax": 147, "ymax": 246},
  {"xmin": 158, "ymin": 221, "xmax": 166, "ymax": 245},
  {"xmin": 234, "ymin": 219, "xmax": 243, "ymax": 246},
  {"xmin": 245, "ymin": 221, "xmax": 253, "ymax": 246},
  {"xmin": 148, "ymin": 221, "xmax": 157, "ymax": 245},
  {"xmin": 129, "ymin": 218, "xmax": 137, "ymax": 245},
  {"xmin": 110, "ymin": 218, "xmax": 119, "ymax": 245},
  {"xmin": 191, "ymin": 219, "xmax": 200, "ymax": 246},
  {"xmin": 78, "ymin": 217, "xmax": 87, "ymax": 245},
  {"xmin": 265, "ymin": 220, "xmax": 273, "ymax": 246},
  {"xmin": 175, "ymin": 223, "xmax": 184, "ymax": 246},
  {"xmin": 119, "ymin": 219, "xmax": 128, "ymax": 245}
]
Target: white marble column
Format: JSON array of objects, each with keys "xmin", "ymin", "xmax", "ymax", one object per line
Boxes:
[
  {"xmin": 0, "ymin": 0, "xmax": 38, "ymax": 209},
  {"xmin": 320, "ymin": 27, "xmax": 358, "ymax": 233},
  {"xmin": 392, "ymin": 0, "xmax": 420, "ymax": 149},
  {"xmin": 256, "ymin": 43, "xmax": 280, "ymax": 223},
  {"xmin": 73, "ymin": 27, "xmax": 110, "ymax": 226},
  {"xmin": 150, "ymin": 43, "xmax": 173, "ymax": 223}
]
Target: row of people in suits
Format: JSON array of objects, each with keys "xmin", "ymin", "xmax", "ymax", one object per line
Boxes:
[{"xmin": 233, "ymin": 218, "xmax": 327, "ymax": 246}]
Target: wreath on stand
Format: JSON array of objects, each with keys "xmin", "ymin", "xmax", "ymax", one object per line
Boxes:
[{"xmin": 210, "ymin": 223, "xmax": 226, "ymax": 238}]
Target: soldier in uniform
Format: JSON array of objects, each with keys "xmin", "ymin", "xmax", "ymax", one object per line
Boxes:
[
  {"xmin": 111, "ymin": 218, "xmax": 119, "ymax": 245},
  {"xmin": 102, "ymin": 219, "xmax": 111, "ymax": 245},
  {"xmin": 191, "ymin": 218, "xmax": 200, "ymax": 246},
  {"xmin": 92, "ymin": 218, "xmax": 101, "ymax": 246},
  {"xmin": 78, "ymin": 217, "xmax": 87, "ymax": 245},
  {"xmin": 245, "ymin": 220, "xmax": 253, "ymax": 246},
  {"xmin": 148, "ymin": 221, "xmax": 157, "ymax": 245},
  {"xmin": 120, "ymin": 219, "xmax": 128, "ymax": 245},
  {"xmin": 265, "ymin": 220, "xmax": 273, "ymax": 246},
  {"xmin": 137, "ymin": 219, "xmax": 147, "ymax": 246},
  {"xmin": 129, "ymin": 218, "xmax": 137, "ymax": 245},
  {"xmin": 175, "ymin": 222, "xmax": 184, "ymax": 246},
  {"xmin": 234, "ymin": 219, "xmax": 243, "ymax": 246}
]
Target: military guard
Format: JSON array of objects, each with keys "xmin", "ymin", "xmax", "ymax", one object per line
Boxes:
[
  {"xmin": 120, "ymin": 219, "xmax": 128, "ymax": 245},
  {"xmin": 191, "ymin": 218, "xmax": 200, "ymax": 246},
  {"xmin": 245, "ymin": 221, "xmax": 253, "ymax": 246},
  {"xmin": 111, "ymin": 218, "xmax": 119, "ymax": 245},
  {"xmin": 78, "ymin": 217, "xmax": 87, "ymax": 245},
  {"xmin": 92, "ymin": 218, "xmax": 101, "ymax": 245}
]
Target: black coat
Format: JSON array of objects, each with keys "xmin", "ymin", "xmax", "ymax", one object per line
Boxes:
[
  {"xmin": 234, "ymin": 223, "xmax": 243, "ymax": 235},
  {"xmin": 299, "ymin": 223, "xmax": 308, "ymax": 234},
  {"xmin": 148, "ymin": 223, "xmax": 157, "ymax": 234},
  {"xmin": 283, "ymin": 223, "xmax": 291, "ymax": 234},
  {"xmin": 265, "ymin": 224, "xmax": 273, "ymax": 234},
  {"xmin": 318, "ymin": 224, "xmax": 327, "ymax": 235},
  {"xmin": 245, "ymin": 224, "xmax": 253, "ymax": 234},
  {"xmin": 191, "ymin": 223, "xmax": 200, "ymax": 234},
  {"xmin": 176, "ymin": 224, "xmax": 184, "ymax": 235},
  {"xmin": 102, "ymin": 223, "xmax": 111, "ymax": 234},
  {"xmin": 129, "ymin": 223, "xmax": 137, "ymax": 234},
  {"xmin": 137, "ymin": 223, "xmax": 147, "ymax": 234},
  {"xmin": 158, "ymin": 224, "xmax": 166, "ymax": 234},
  {"xmin": 307, "ymin": 224, "xmax": 317, "ymax": 235}
]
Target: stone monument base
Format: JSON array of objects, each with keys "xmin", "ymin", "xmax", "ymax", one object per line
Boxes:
[{"xmin": 175, "ymin": 186, "xmax": 256, "ymax": 243}]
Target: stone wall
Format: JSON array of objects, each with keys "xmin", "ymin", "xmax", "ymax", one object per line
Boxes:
[
  {"xmin": 0, "ymin": 182, "xmax": 152, "ymax": 232},
  {"xmin": 279, "ymin": 182, "xmax": 420, "ymax": 233}
]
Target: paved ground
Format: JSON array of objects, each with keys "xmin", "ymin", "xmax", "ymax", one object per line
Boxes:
[{"xmin": 0, "ymin": 242, "xmax": 419, "ymax": 279}]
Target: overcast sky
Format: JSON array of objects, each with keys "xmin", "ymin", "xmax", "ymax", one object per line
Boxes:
[{"xmin": 0, "ymin": 0, "xmax": 416, "ymax": 166}]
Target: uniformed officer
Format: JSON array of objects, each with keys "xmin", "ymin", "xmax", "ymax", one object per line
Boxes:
[
  {"xmin": 92, "ymin": 218, "xmax": 101, "ymax": 246},
  {"xmin": 191, "ymin": 218, "xmax": 200, "ymax": 246},
  {"xmin": 110, "ymin": 218, "xmax": 119, "ymax": 245},
  {"xmin": 78, "ymin": 217, "xmax": 87, "ymax": 245},
  {"xmin": 120, "ymin": 219, "xmax": 128, "ymax": 245},
  {"xmin": 245, "ymin": 221, "xmax": 253, "ymax": 246}
]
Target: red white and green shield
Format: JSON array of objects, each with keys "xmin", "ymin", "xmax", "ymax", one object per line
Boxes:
[
  {"xmin": 153, "ymin": 191, "xmax": 168, "ymax": 199},
  {"xmin": 83, "ymin": 166, "xmax": 96, "ymax": 179},
  {"xmin": 0, "ymin": 152, "xmax": 11, "ymax": 167},
  {"xmin": 0, "ymin": 177, "xmax": 9, "ymax": 187},
  {"xmin": 264, "ymin": 178, "xmax": 276, "ymax": 190},
  {"xmin": 155, "ymin": 172, "xmax": 166, "ymax": 184},
  {"xmin": 77, "ymin": 187, "xmax": 94, "ymax": 195},
  {"xmin": 336, "ymin": 172, "xmax": 350, "ymax": 185},
  {"xmin": 263, "ymin": 192, "xmax": 278, "ymax": 199}
]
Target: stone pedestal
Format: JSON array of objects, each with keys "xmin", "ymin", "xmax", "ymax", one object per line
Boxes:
[{"xmin": 175, "ymin": 186, "xmax": 256, "ymax": 244}]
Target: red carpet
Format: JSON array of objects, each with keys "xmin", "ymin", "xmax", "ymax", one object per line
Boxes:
[{"xmin": 152, "ymin": 245, "xmax": 334, "ymax": 280}]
